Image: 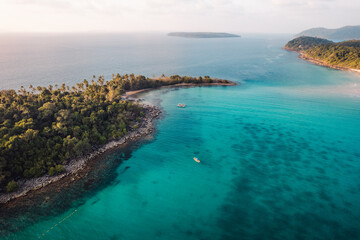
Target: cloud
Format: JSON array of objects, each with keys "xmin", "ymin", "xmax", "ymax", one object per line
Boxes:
[
  {"xmin": 14, "ymin": 0, "xmax": 243, "ymax": 16},
  {"xmin": 271, "ymin": 0, "xmax": 334, "ymax": 8},
  {"xmin": 13, "ymin": 0, "xmax": 135, "ymax": 15},
  {"xmin": 143, "ymin": 0, "xmax": 243, "ymax": 15},
  {"xmin": 14, "ymin": 0, "xmax": 72, "ymax": 8},
  {"xmin": 1, "ymin": 0, "xmax": 360, "ymax": 33}
]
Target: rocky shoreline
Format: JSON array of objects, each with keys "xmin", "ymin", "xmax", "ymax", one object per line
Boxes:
[
  {"xmin": 0, "ymin": 104, "xmax": 161, "ymax": 205},
  {"xmin": 0, "ymin": 81, "xmax": 237, "ymax": 206}
]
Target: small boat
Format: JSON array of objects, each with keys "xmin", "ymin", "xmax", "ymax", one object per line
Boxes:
[
  {"xmin": 177, "ymin": 103, "xmax": 186, "ymax": 108},
  {"xmin": 193, "ymin": 157, "xmax": 200, "ymax": 163}
]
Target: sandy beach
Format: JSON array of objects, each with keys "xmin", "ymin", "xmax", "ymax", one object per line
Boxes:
[{"xmin": 123, "ymin": 81, "xmax": 237, "ymax": 99}]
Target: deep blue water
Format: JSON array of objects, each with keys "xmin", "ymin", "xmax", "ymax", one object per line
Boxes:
[{"xmin": 1, "ymin": 33, "xmax": 360, "ymax": 240}]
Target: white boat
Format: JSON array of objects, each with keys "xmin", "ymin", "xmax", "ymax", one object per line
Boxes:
[{"xmin": 177, "ymin": 103, "xmax": 186, "ymax": 108}]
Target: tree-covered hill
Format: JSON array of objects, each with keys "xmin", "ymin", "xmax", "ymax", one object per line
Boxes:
[
  {"xmin": 338, "ymin": 40, "xmax": 360, "ymax": 48},
  {"xmin": 285, "ymin": 36, "xmax": 360, "ymax": 70},
  {"xmin": 284, "ymin": 36, "xmax": 333, "ymax": 51},
  {"xmin": 0, "ymin": 74, "xmax": 231, "ymax": 192}
]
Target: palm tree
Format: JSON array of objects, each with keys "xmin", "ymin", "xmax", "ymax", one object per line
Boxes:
[
  {"xmin": 61, "ymin": 83, "xmax": 66, "ymax": 92},
  {"xmin": 98, "ymin": 76, "xmax": 104, "ymax": 86},
  {"xmin": 83, "ymin": 79, "xmax": 89, "ymax": 88}
]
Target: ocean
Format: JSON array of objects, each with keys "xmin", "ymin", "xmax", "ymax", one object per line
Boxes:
[{"xmin": 1, "ymin": 33, "xmax": 360, "ymax": 240}]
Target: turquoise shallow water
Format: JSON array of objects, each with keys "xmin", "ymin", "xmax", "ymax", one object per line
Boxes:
[{"xmin": 1, "ymin": 33, "xmax": 360, "ymax": 239}]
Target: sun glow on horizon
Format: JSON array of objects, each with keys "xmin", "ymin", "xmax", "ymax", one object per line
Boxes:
[{"xmin": 0, "ymin": 0, "xmax": 359, "ymax": 33}]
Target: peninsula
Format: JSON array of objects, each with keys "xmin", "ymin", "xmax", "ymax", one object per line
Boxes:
[
  {"xmin": 167, "ymin": 32, "xmax": 240, "ymax": 38},
  {"xmin": 284, "ymin": 36, "xmax": 360, "ymax": 72},
  {"xmin": 0, "ymin": 74, "xmax": 235, "ymax": 204}
]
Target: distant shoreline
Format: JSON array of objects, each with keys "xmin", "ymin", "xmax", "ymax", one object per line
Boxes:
[
  {"xmin": 167, "ymin": 32, "xmax": 240, "ymax": 39},
  {"xmin": 0, "ymin": 81, "xmax": 236, "ymax": 206},
  {"xmin": 284, "ymin": 47, "xmax": 360, "ymax": 74}
]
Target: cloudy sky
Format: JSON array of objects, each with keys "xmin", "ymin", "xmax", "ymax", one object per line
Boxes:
[{"xmin": 0, "ymin": 0, "xmax": 359, "ymax": 33}]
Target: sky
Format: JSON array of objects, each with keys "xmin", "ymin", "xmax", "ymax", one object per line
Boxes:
[{"xmin": 0, "ymin": 0, "xmax": 359, "ymax": 34}]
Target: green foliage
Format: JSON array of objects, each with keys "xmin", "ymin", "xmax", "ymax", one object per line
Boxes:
[
  {"xmin": 6, "ymin": 180, "xmax": 18, "ymax": 192},
  {"xmin": 339, "ymin": 40, "xmax": 360, "ymax": 48},
  {"xmin": 285, "ymin": 36, "xmax": 333, "ymax": 51},
  {"xmin": 48, "ymin": 165, "xmax": 64, "ymax": 176},
  {"xmin": 0, "ymin": 74, "xmax": 227, "ymax": 190},
  {"xmin": 305, "ymin": 44, "xmax": 360, "ymax": 69},
  {"xmin": 48, "ymin": 167, "xmax": 56, "ymax": 176},
  {"xmin": 55, "ymin": 165, "xmax": 64, "ymax": 172},
  {"xmin": 285, "ymin": 37, "xmax": 360, "ymax": 70}
]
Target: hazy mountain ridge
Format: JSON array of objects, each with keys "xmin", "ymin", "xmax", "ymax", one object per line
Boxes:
[{"xmin": 295, "ymin": 26, "xmax": 360, "ymax": 40}]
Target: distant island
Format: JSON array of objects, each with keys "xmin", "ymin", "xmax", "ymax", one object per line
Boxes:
[
  {"xmin": 295, "ymin": 25, "xmax": 360, "ymax": 40},
  {"xmin": 0, "ymin": 74, "xmax": 235, "ymax": 203},
  {"xmin": 167, "ymin": 32, "xmax": 240, "ymax": 38},
  {"xmin": 284, "ymin": 36, "xmax": 360, "ymax": 72}
]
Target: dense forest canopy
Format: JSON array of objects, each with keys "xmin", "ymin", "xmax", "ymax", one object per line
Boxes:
[
  {"xmin": 338, "ymin": 40, "xmax": 360, "ymax": 48},
  {"xmin": 285, "ymin": 36, "xmax": 360, "ymax": 70},
  {"xmin": 0, "ymin": 74, "xmax": 230, "ymax": 192},
  {"xmin": 285, "ymin": 36, "xmax": 333, "ymax": 51}
]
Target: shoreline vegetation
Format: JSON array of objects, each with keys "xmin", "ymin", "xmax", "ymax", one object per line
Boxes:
[
  {"xmin": 0, "ymin": 74, "xmax": 235, "ymax": 204},
  {"xmin": 284, "ymin": 36, "xmax": 360, "ymax": 73},
  {"xmin": 299, "ymin": 53, "xmax": 360, "ymax": 74},
  {"xmin": 0, "ymin": 105, "xmax": 161, "ymax": 204}
]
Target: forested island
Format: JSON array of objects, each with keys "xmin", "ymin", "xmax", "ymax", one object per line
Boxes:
[
  {"xmin": 0, "ymin": 74, "xmax": 234, "ymax": 201},
  {"xmin": 167, "ymin": 32, "xmax": 240, "ymax": 38},
  {"xmin": 295, "ymin": 25, "xmax": 360, "ymax": 40},
  {"xmin": 285, "ymin": 36, "xmax": 360, "ymax": 71}
]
